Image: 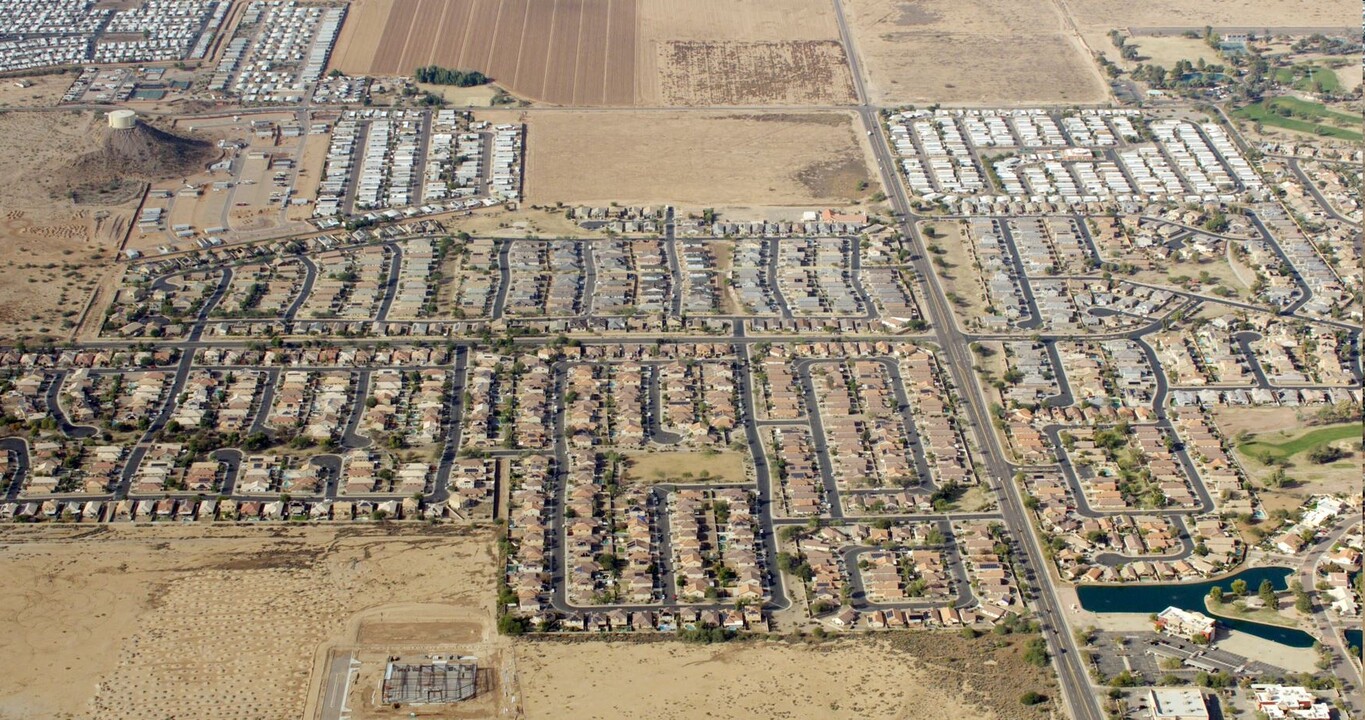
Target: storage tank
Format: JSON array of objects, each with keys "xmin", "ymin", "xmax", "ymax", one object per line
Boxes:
[{"xmin": 107, "ymin": 109, "xmax": 137, "ymax": 130}]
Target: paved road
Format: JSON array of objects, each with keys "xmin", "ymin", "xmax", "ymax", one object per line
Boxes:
[
  {"xmin": 994, "ymin": 220, "xmax": 1044, "ymax": 330},
  {"xmin": 838, "ymin": 521, "xmax": 975, "ymax": 611},
  {"xmin": 1284, "ymin": 158, "xmax": 1353, "ymax": 224},
  {"xmin": 0, "ymin": 437, "xmax": 32, "ymax": 502},
  {"xmin": 283, "ymin": 255, "xmax": 318, "ymax": 323},
  {"xmin": 338, "ymin": 369, "xmax": 372, "ymax": 449},
  {"xmin": 45, "ymin": 370, "xmax": 98, "ymax": 439},
  {"xmin": 1231, "ymin": 331, "xmax": 1274, "ymax": 388},
  {"xmin": 828, "ymin": 1, "xmax": 1103, "ymax": 716},
  {"xmin": 371, "ymin": 242, "xmax": 403, "ymax": 325},
  {"xmin": 1244, "ymin": 210, "xmax": 1312, "ymax": 315},
  {"xmin": 1295, "ymin": 521, "xmax": 1364, "ymax": 714},
  {"xmin": 318, "ymin": 651, "xmax": 356, "ymax": 720},
  {"xmin": 791, "ymin": 359, "xmax": 847, "ymax": 518},
  {"xmin": 663, "ymin": 206, "xmax": 683, "ymax": 319}
]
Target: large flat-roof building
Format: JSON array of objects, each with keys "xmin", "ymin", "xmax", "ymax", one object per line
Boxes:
[{"xmin": 1148, "ymin": 689, "xmax": 1210, "ymax": 720}]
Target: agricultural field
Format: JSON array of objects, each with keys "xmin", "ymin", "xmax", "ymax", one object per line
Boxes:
[
  {"xmin": 639, "ymin": 0, "xmax": 848, "ymax": 105},
  {"xmin": 332, "ymin": 0, "xmax": 852, "ymax": 107},
  {"xmin": 658, "ymin": 41, "xmax": 855, "ymax": 106},
  {"xmin": 330, "ymin": 0, "xmax": 639, "ymax": 105},
  {"xmin": 524, "ymin": 111, "xmax": 878, "ymax": 205},
  {"xmin": 842, "ymin": 0, "xmax": 1108, "ymax": 105},
  {"xmin": 1233, "ymin": 97, "xmax": 1363, "ymax": 142}
]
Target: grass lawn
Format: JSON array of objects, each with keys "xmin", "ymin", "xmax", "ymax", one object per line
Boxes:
[
  {"xmin": 1205, "ymin": 596, "xmax": 1303, "ymax": 630},
  {"xmin": 1234, "ymin": 98, "xmax": 1363, "ymax": 142},
  {"xmin": 1275, "ymin": 64, "xmax": 1341, "ymax": 93},
  {"xmin": 1237, "ymin": 423, "xmax": 1360, "ymax": 461},
  {"xmin": 624, "ymin": 449, "xmax": 749, "ymax": 484},
  {"xmin": 1265, "ymin": 96, "xmax": 1359, "ymax": 123}
]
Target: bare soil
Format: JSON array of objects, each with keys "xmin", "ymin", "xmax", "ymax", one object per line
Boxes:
[
  {"xmin": 0, "ymin": 524, "xmax": 497, "ymax": 720},
  {"xmin": 517, "ymin": 633, "xmax": 1060, "ymax": 720},
  {"xmin": 842, "ymin": 0, "xmax": 1109, "ymax": 106},
  {"xmin": 658, "ymin": 40, "xmax": 855, "ymax": 106},
  {"xmin": 0, "ymin": 111, "xmax": 138, "ymax": 342},
  {"xmin": 525, "ymin": 110, "xmax": 878, "ymax": 206}
]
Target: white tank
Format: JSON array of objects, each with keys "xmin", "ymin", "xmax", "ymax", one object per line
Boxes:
[{"xmin": 108, "ymin": 109, "xmax": 137, "ymax": 130}]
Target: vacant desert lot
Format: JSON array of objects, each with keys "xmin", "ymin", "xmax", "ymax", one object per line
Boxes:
[
  {"xmin": 843, "ymin": 0, "xmax": 1108, "ymax": 106},
  {"xmin": 1060, "ymin": 0, "xmax": 1360, "ymax": 52},
  {"xmin": 525, "ymin": 111, "xmax": 876, "ymax": 205},
  {"xmin": 517, "ymin": 634, "xmax": 1057, "ymax": 720},
  {"xmin": 0, "ymin": 525, "xmax": 496, "ymax": 720},
  {"xmin": 0, "ymin": 112, "xmax": 134, "ymax": 343}
]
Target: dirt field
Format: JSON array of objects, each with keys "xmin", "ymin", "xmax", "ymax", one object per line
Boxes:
[
  {"xmin": 0, "ymin": 111, "xmax": 137, "ymax": 342},
  {"xmin": 624, "ymin": 450, "xmax": 750, "ymax": 484},
  {"xmin": 331, "ymin": 0, "xmax": 638, "ymax": 105},
  {"xmin": 0, "ymin": 73, "xmax": 75, "ymax": 108},
  {"xmin": 1060, "ymin": 0, "xmax": 1358, "ymax": 32},
  {"xmin": 658, "ymin": 41, "xmax": 855, "ymax": 105},
  {"xmin": 1127, "ymin": 35, "xmax": 1224, "ymax": 68},
  {"xmin": 842, "ymin": 0, "xmax": 1109, "ymax": 106},
  {"xmin": 517, "ymin": 633, "xmax": 1059, "ymax": 720},
  {"xmin": 1059, "ymin": 0, "xmax": 1360, "ymax": 55},
  {"xmin": 525, "ymin": 111, "xmax": 878, "ymax": 205},
  {"xmin": 0, "ymin": 524, "xmax": 497, "ymax": 720}
]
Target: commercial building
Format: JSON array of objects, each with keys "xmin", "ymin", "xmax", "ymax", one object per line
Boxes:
[
  {"xmin": 1148, "ymin": 689, "xmax": 1210, "ymax": 720},
  {"xmin": 1154, "ymin": 606, "xmax": 1216, "ymax": 642}
]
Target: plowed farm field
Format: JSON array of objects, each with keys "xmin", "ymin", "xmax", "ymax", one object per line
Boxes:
[
  {"xmin": 332, "ymin": 0, "xmax": 853, "ymax": 107},
  {"xmin": 331, "ymin": 0, "xmax": 638, "ymax": 105}
]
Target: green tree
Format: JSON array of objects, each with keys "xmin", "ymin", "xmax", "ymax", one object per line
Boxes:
[
  {"xmin": 1231, "ymin": 578, "xmax": 1248, "ymax": 596},
  {"xmin": 1023, "ymin": 637, "xmax": 1049, "ymax": 667},
  {"xmin": 1258, "ymin": 579, "xmax": 1277, "ymax": 608}
]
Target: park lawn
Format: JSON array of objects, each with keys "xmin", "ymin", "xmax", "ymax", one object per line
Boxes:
[
  {"xmin": 1275, "ymin": 64, "xmax": 1341, "ymax": 93},
  {"xmin": 1237, "ymin": 423, "xmax": 1360, "ymax": 461},
  {"xmin": 1266, "ymin": 96, "xmax": 1359, "ymax": 123},
  {"xmin": 1234, "ymin": 99, "xmax": 1363, "ymax": 142},
  {"xmin": 624, "ymin": 449, "xmax": 749, "ymax": 484},
  {"xmin": 1205, "ymin": 596, "xmax": 1304, "ymax": 630}
]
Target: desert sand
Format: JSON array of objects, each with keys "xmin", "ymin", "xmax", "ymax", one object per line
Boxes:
[
  {"xmin": 0, "ymin": 524, "xmax": 497, "ymax": 720},
  {"xmin": 517, "ymin": 634, "xmax": 1059, "ymax": 720},
  {"xmin": 525, "ymin": 111, "xmax": 878, "ymax": 206}
]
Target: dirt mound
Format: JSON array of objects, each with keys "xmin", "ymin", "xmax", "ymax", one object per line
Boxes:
[{"xmin": 72, "ymin": 120, "xmax": 219, "ymax": 182}]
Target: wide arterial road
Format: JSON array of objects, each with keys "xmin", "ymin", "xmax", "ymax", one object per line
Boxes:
[{"xmin": 830, "ymin": 1, "xmax": 1103, "ymax": 718}]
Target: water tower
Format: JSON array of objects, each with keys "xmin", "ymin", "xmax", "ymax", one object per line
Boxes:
[{"xmin": 107, "ymin": 109, "xmax": 137, "ymax": 130}]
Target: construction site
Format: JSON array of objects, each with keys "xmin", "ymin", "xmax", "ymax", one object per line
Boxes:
[{"xmin": 381, "ymin": 658, "xmax": 481, "ymax": 705}]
